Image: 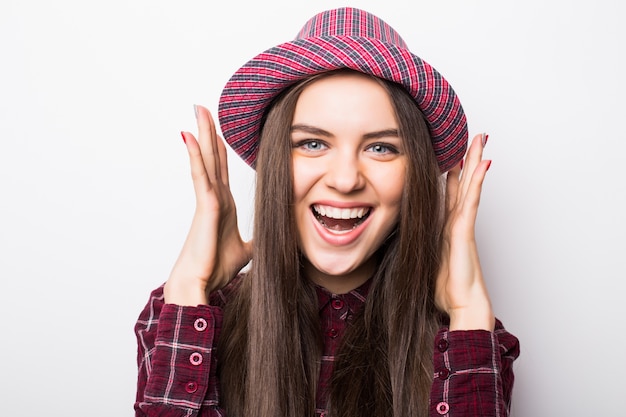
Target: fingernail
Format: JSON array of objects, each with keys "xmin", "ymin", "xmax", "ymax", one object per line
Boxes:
[
  {"xmin": 460, "ymin": 159, "xmax": 464, "ymax": 170},
  {"xmin": 180, "ymin": 131, "xmax": 187, "ymax": 144},
  {"xmin": 193, "ymin": 104, "xmax": 199, "ymax": 119},
  {"xmin": 482, "ymin": 133, "xmax": 489, "ymax": 147},
  {"xmin": 486, "ymin": 160, "xmax": 492, "ymax": 171}
]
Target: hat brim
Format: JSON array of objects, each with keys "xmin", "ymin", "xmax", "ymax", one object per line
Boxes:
[{"xmin": 218, "ymin": 35, "xmax": 467, "ymax": 172}]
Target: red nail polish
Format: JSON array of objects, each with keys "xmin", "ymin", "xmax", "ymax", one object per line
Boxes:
[
  {"xmin": 486, "ymin": 160, "xmax": 492, "ymax": 171},
  {"xmin": 180, "ymin": 131, "xmax": 187, "ymax": 144},
  {"xmin": 460, "ymin": 159, "xmax": 464, "ymax": 170}
]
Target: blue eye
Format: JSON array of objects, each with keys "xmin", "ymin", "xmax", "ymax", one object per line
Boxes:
[
  {"xmin": 293, "ymin": 140, "xmax": 328, "ymax": 153},
  {"xmin": 304, "ymin": 141, "xmax": 324, "ymax": 150},
  {"xmin": 366, "ymin": 143, "xmax": 398, "ymax": 155}
]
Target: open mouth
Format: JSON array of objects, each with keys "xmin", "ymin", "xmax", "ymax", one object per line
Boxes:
[{"xmin": 311, "ymin": 204, "xmax": 371, "ymax": 233}]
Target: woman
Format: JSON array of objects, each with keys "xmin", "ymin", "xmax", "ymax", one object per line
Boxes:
[{"xmin": 135, "ymin": 7, "xmax": 519, "ymax": 417}]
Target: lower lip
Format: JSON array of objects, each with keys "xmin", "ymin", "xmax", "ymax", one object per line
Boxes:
[{"xmin": 309, "ymin": 209, "xmax": 373, "ymax": 246}]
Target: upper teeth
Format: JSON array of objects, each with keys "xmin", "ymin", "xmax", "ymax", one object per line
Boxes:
[{"xmin": 313, "ymin": 204, "xmax": 369, "ymax": 219}]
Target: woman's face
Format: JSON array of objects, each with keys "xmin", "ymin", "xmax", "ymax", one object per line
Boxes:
[{"xmin": 291, "ymin": 72, "xmax": 406, "ymax": 293}]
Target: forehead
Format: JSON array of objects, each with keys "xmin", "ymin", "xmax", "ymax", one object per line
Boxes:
[{"xmin": 292, "ymin": 72, "xmax": 397, "ymax": 133}]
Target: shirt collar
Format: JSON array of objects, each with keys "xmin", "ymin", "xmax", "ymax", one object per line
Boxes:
[{"xmin": 315, "ymin": 278, "xmax": 372, "ymax": 313}]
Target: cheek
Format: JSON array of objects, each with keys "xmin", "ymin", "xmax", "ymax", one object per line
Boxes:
[
  {"xmin": 291, "ymin": 156, "xmax": 323, "ymax": 200},
  {"xmin": 374, "ymin": 165, "xmax": 406, "ymax": 206},
  {"xmin": 291, "ymin": 157, "xmax": 302, "ymax": 197}
]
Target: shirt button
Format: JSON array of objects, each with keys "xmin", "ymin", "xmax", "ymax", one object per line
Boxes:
[
  {"xmin": 185, "ymin": 381, "xmax": 198, "ymax": 393},
  {"xmin": 436, "ymin": 401, "xmax": 450, "ymax": 415},
  {"xmin": 194, "ymin": 318, "xmax": 207, "ymax": 332},
  {"xmin": 438, "ymin": 368, "xmax": 450, "ymax": 380},
  {"xmin": 326, "ymin": 328, "xmax": 338, "ymax": 338},
  {"xmin": 331, "ymin": 299, "xmax": 344, "ymax": 310},
  {"xmin": 437, "ymin": 338, "xmax": 449, "ymax": 352},
  {"xmin": 189, "ymin": 352, "xmax": 203, "ymax": 366}
]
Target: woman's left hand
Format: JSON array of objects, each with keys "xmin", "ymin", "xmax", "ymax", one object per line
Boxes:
[{"xmin": 435, "ymin": 133, "xmax": 495, "ymax": 331}]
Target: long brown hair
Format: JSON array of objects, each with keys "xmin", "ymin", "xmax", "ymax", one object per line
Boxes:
[{"xmin": 218, "ymin": 70, "xmax": 444, "ymax": 417}]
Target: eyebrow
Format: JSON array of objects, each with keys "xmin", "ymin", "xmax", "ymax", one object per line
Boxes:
[
  {"xmin": 291, "ymin": 124, "xmax": 399, "ymax": 140},
  {"xmin": 363, "ymin": 128, "xmax": 400, "ymax": 140},
  {"xmin": 291, "ymin": 124, "xmax": 332, "ymax": 137}
]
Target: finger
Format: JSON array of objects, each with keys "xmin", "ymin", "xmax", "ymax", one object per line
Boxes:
[
  {"xmin": 460, "ymin": 159, "xmax": 491, "ymax": 224},
  {"xmin": 446, "ymin": 161, "xmax": 462, "ymax": 211},
  {"xmin": 195, "ymin": 105, "xmax": 222, "ymax": 184},
  {"xmin": 459, "ymin": 133, "xmax": 487, "ymax": 200},
  {"xmin": 216, "ymin": 134, "xmax": 230, "ymax": 187},
  {"xmin": 206, "ymin": 108, "xmax": 223, "ymax": 182},
  {"xmin": 182, "ymin": 130, "xmax": 212, "ymax": 199}
]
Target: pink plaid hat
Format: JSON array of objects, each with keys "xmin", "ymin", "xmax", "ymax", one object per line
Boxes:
[{"xmin": 218, "ymin": 7, "xmax": 467, "ymax": 172}]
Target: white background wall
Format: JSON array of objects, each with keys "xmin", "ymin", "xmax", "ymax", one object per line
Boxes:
[{"xmin": 1, "ymin": 0, "xmax": 624, "ymax": 415}]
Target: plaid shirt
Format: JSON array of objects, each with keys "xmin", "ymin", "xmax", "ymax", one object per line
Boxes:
[{"xmin": 135, "ymin": 279, "xmax": 519, "ymax": 417}]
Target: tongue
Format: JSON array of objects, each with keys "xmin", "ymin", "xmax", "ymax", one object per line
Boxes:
[{"xmin": 319, "ymin": 216, "xmax": 358, "ymax": 231}]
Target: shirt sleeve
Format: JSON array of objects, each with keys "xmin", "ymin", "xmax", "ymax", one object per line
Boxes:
[
  {"xmin": 429, "ymin": 319, "xmax": 520, "ymax": 417},
  {"xmin": 134, "ymin": 286, "xmax": 226, "ymax": 417}
]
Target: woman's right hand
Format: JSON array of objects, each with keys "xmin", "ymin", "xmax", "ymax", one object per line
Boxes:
[{"xmin": 164, "ymin": 105, "xmax": 252, "ymax": 306}]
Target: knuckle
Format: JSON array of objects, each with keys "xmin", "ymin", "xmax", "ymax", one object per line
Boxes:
[{"xmin": 190, "ymin": 166, "xmax": 208, "ymax": 182}]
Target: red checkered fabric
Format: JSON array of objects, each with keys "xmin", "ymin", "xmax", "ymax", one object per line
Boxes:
[
  {"xmin": 218, "ymin": 7, "xmax": 468, "ymax": 172},
  {"xmin": 135, "ymin": 278, "xmax": 520, "ymax": 416}
]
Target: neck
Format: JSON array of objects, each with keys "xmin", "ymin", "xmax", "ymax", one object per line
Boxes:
[{"xmin": 303, "ymin": 256, "xmax": 376, "ymax": 294}]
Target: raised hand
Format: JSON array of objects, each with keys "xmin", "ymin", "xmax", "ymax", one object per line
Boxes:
[
  {"xmin": 435, "ymin": 133, "xmax": 495, "ymax": 331},
  {"xmin": 164, "ymin": 105, "xmax": 252, "ymax": 306}
]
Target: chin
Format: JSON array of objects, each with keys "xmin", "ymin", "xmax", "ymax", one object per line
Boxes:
[
  {"xmin": 314, "ymin": 262, "xmax": 359, "ymax": 278},
  {"xmin": 303, "ymin": 251, "xmax": 375, "ymax": 283}
]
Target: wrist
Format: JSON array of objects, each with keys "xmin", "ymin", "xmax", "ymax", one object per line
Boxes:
[
  {"xmin": 163, "ymin": 279, "xmax": 208, "ymax": 306},
  {"xmin": 448, "ymin": 306, "xmax": 495, "ymax": 331}
]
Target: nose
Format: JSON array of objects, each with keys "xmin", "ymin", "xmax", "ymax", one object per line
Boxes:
[{"xmin": 324, "ymin": 151, "xmax": 366, "ymax": 193}]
